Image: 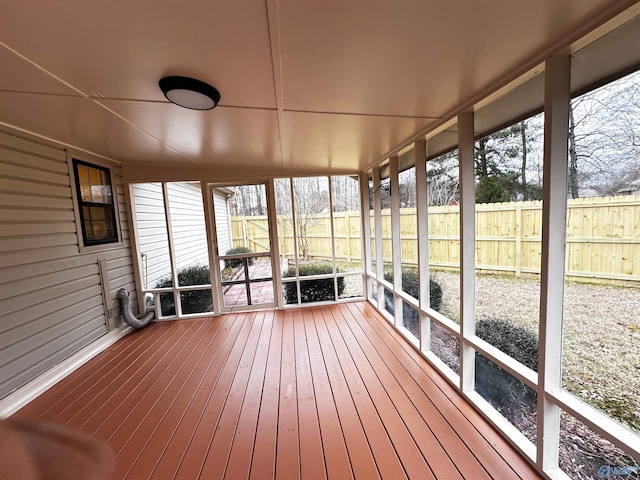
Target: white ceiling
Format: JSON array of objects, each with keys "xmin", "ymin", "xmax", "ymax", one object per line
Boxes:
[{"xmin": 0, "ymin": 0, "xmax": 637, "ymax": 174}]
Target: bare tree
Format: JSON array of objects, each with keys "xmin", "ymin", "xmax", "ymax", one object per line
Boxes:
[
  {"xmin": 426, "ymin": 151, "xmax": 460, "ymax": 206},
  {"xmin": 568, "ymin": 71, "xmax": 640, "ymax": 197},
  {"xmin": 292, "ymin": 177, "xmax": 329, "ymax": 259}
]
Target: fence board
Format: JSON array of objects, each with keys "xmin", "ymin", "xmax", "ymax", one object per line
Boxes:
[{"xmin": 231, "ymin": 196, "xmax": 640, "ymax": 286}]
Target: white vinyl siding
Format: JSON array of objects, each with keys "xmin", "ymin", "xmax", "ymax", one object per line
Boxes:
[
  {"xmin": 132, "ymin": 182, "xmax": 213, "ymax": 290},
  {"xmin": 214, "ymin": 189, "xmax": 232, "ymax": 256},
  {"xmin": 168, "ymin": 183, "xmax": 209, "ymax": 271},
  {"xmin": 0, "ymin": 129, "xmax": 136, "ymax": 400},
  {"xmin": 132, "ymin": 182, "xmax": 171, "ymax": 288}
]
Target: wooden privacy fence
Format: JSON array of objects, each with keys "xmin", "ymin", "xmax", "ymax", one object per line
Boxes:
[{"xmin": 231, "ymin": 195, "xmax": 640, "ymax": 286}]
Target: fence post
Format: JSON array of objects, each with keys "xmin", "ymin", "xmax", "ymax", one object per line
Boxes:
[
  {"xmin": 242, "ymin": 216, "xmax": 248, "ymax": 248},
  {"xmin": 345, "ymin": 212, "xmax": 352, "ymax": 262},
  {"xmin": 515, "ymin": 202, "xmax": 522, "ymax": 277}
]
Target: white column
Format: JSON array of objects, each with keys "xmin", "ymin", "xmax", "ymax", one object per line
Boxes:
[
  {"xmin": 266, "ymin": 179, "xmax": 283, "ymax": 308},
  {"xmin": 360, "ymin": 172, "xmax": 372, "ymax": 298},
  {"xmin": 162, "ymin": 182, "xmax": 180, "ymax": 317},
  {"xmin": 390, "ymin": 156, "xmax": 403, "ymax": 328},
  {"xmin": 537, "ymin": 55, "xmax": 571, "ymax": 472},
  {"xmin": 458, "ymin": 112, "xmax": 476, "ymax": 392},
  {"xmin": 373, "ymin": 166, "xmax": 385, "ymax": 311},
  {"xmin": 202, "ymin": 181, "xmax": 223, "ymax": 316},
  {"xmin": 414, "ymin": 140, "xmax": 431, "ymax": 350}
]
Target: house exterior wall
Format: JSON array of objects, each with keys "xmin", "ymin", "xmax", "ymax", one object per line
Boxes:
[
  {"xmin": 169, "ymin": 183, "xmax": 212, "ymax": 272},
  {"xmin": 132, "ymin": 183, "xmax": 216, "ymax": 288},
  {"xmin": 213, "ymin": 189, "xmax": 232, "ymax": 257},
  {"xmin": 0, "ymin": 129, "xmax": 136, "ymax": 400},
  {"xmin": 132, "ymin": 182, "xmax": 214, "ymax": 289},
  {"xmin": 131, "ymin": 182, "xmax": 172, "ymax": 289}
]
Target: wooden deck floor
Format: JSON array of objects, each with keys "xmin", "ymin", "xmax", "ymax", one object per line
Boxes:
[{"xmin": 14, "ymin": 302, "xmax": 541, "ymax": 479}]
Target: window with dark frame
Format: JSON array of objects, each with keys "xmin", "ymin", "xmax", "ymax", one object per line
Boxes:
[{"xmin": 72, "ymin": 159, "xmax": 119, "ymax": 246}]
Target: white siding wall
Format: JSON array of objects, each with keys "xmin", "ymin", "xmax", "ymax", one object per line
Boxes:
[
  {"xmin": 132, "ymin": 182, "xmax": 212, "ymax": 289},
  {"xmin": 0, "ymin": 129, "xmax": 136, "ymax": 400},
  {"xmin": 132, "ymin": 183, "xmax": 171, "ymax": 288},
  {"xmin": 168, "ymin": 183, "xmax": 209, "ymax": 272},
  {"xmin": 214, "ymin": 189, "xmax": 232, "ymax": 256}
]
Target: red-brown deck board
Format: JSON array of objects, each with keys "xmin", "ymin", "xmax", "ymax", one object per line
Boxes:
[{"xmin": 13, "ymin": 302, "xmax": 541, "ymax": 479}]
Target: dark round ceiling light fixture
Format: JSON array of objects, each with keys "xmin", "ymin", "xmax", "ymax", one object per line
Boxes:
[{"xmin": 159, "ymin": 76, "xmax": 221, "ymax": 110}]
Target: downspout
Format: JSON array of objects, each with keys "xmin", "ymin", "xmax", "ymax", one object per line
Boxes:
[{"xmin": 117, "ymin": 288, "xmax": 155, "ymax": 328}]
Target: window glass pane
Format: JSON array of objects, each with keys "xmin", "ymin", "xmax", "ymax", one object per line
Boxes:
[
  {"xmin": 222, "ymin": 256, "xmax": 273, "ymax": 308},
  {"xmin": 560, "ymin": 410, "xmax": 640, "ymax": 479},
  {"xmin": 293, "ymin": 177, "xmax": 332, "ymax": 276},
  {"xmin": 282, "ymin": 280, "xmax": 298, "ymax": 305},
  {"xmin": 78, "ymin": 164, "xmax": 90, "ymax": 192},
  {"xmin": 401, "ymin": 301, "xmax": 419, "ymax": 341},
  {"xmin": 249, "ymin": 281, "xmax": 274, "ymax": 304},
  {"xmin": 167, "ymin": 182, "xmax": 210, "ymax": 287},
  {"xmin": 383, "ymin": 288, "xmax": 394, "ymax": 316},
  {"xmin": 427, "ymin": 150, "xmax": 461, "ymax": 322},
  {"xmin": 131, "ymin": 183, "xmax": 172, "ymax": 289},
  {"xmin": 159, "ymin": 292, "xmax": 176, "ymax": 317},
  {"xmin": 340, "ymin": 274, "xmax": 363, "ymax": 300},
  {"xmin": 475, "ymin": 351, "xmax": 537, "ymax": 443},
  {"xmin": 430, "ymin": 321, "xmax": 460, "ymax": 374},
  {"xmin": 83, "ymin": 206, "xmax": 116, "ymax": 242},
  {"xmin": 296, "ymin": 278, "xmax": 337, "ymax": 303},
  {"xmin": 275, "ymin": 178, "xmax": 295, "ymax": 278},
  {"xmin": 399, "ymin": 165, "xmax": 418, "ymax": 300},
  {"xmin": 474, "ymin": 113, "xmax": 544, "ymax": 370},
  {"xmin": 331, "ymin": 176, "xmax": 362, "ymax": 273},
  {"xmin": 77, "ymin": 163, "xmax": 113, "ymax": 204},
  {"xmin": 178, "ymin": 289, "xmax": 213, "ymax": 315},
  {"xmin": 562, "ymin": 71, "xmax": 640, "ymax": 433},
  {"xmin": 379, "ymin": 173, "xmax": 392, "ymax": 275},
  {"xmin": 226, "ymin": 184, "xmax": 270, "ymax": 253},
  {"xmin": 368, "ymin": 276, "xmax": 377, "ymax": 302}
]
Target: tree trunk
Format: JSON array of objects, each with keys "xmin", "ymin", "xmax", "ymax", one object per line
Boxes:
[
  {"xmin": 568, "ymin": 105, "xmax": 580, "ymax": 199},
  {"xmin": 477, "ymin": 138, "xmax": 489, "ymax": 177},
  {"xmin": 254, "ymin": 185, "xmax": 264, "ymax": 216},
  {"xmin": 520, "ymin": 120, "xmax": 528, "ymax": 200}
]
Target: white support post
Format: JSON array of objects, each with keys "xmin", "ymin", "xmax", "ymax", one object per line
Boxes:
[
  {"xmin": 203, "ymin": 183, "xmax": 224, "ymax": 315},
  {"xmin": 373, "ymin": 166, "xmax": 385, "ymax": 311},
  {"xmin": 360, "ymin": 172, "xmax": 372, "ymax": 298},
  {"xmin": 327, "ymin": 177, "xmax": 339, "ymax": 300},
  {"xmin": 289, "ymin": 178, "xmax": 302, "ymax": 304},
  {"xmin": 162, "ymin": 182, "xmax": 181, "ymax": 317},
  {"xmin": 458, "ymin": 112, "xmax": 476, "ymax": 393},
  {"xmin": 266, "ymin": 179, "xmax": 283, "ymax": 308},
  {"xmin": 537, "ymin": 55, "xmax": 571, "ymax": 472},
  {"xmin": 414, "ymin": 140, "xmax": 430, "ymax": 351},
  {"xmin": 124, "ymin": 183, "xmax": 145, "ymax": 314},
  {"xmin": 390, "ymin": 156, "xmax": 403, "ymax": 328}
]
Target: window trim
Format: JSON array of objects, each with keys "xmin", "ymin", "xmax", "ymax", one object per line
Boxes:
[{"xmin": 67, "ymin": 151, "xmax": 123, "ymax": 253}]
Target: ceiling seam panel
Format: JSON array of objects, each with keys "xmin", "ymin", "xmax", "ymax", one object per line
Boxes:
[
  {"xmin": 283, "ymin": 109, "xmax": 439, "ymax": 120},
  {"xmin": 0, "ymin": 42, "xmax": 201, "ymax": 166},
  {"xmin": 266, "ymin": 0, "xmax": 286, "ymax": 170},
  {"xmin": 89, "ymin": 99, "xmax": 202, "ymax": 166},
  {"xmin": 0, "ymin": 42, "xmax": 86, "ymax": 98}
]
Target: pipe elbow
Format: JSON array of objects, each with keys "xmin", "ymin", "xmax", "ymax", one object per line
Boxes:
[{"xmin": 117, "ymin": 288, "xmax": 155, "ymax": 328}]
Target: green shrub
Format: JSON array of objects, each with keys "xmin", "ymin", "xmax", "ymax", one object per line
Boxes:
[
  {"xmin": 475, "ymin": 317, "xmax": 538, "ymax": 413},
  {"xmin": 156, "ymin": 264, "xmax": 212, "ymax": 315},
  {"xmin": 383, "ymin": 270, "xmax": 443, "ymax": 312},
  {"xmin": 225, "ymin": 247, "xmax": 254, "ymax": 269},
  {"xmin": 476, "ymin": 317, "xmax": 538, "ymax": 370},
  {"xmin": 283, "ymin": 263, "xmax": 345, "ymax": 304}
]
